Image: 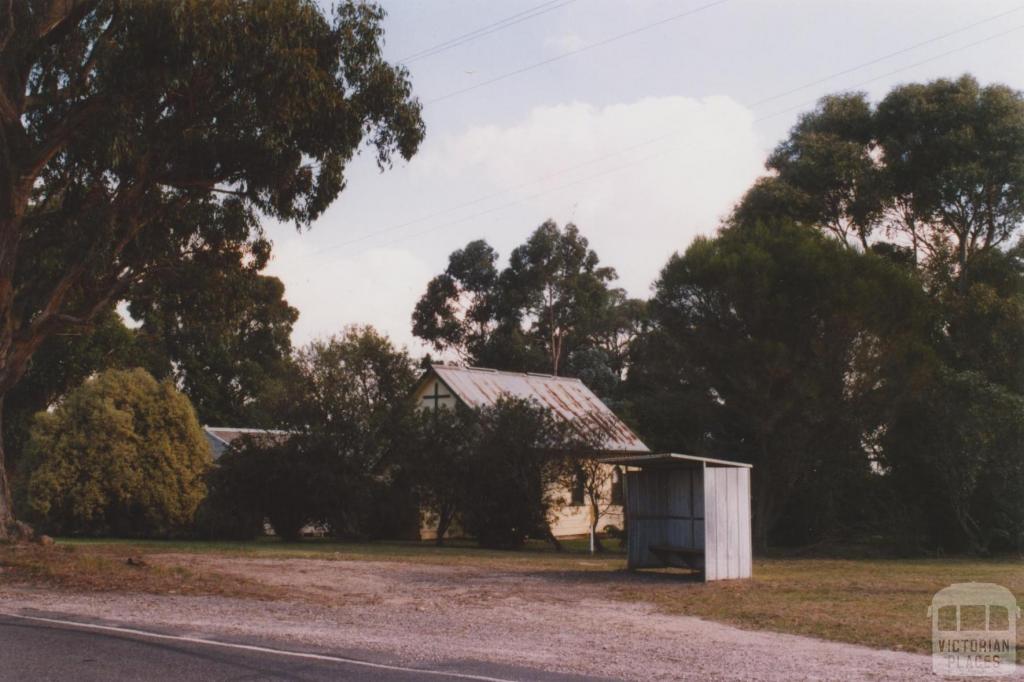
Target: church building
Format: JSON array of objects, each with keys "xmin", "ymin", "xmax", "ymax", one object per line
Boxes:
[{"xmin": 412, "ymin": 363, "xmax": 650, "ymax": 539}]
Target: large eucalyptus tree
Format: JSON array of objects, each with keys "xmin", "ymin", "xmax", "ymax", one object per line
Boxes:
[{"xmin": 0, "ymin": 0, "xmax": 424, "ymax": 538}]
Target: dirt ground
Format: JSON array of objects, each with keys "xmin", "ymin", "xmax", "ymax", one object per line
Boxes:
[{"xmin": 0, "ymin": 551, "xmax": 950, "ymax": 681}]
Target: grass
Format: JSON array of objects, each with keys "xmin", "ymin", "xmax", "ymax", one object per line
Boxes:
[
  {"xmin": 0, "ymin": 542, "xmax": 280, "ymax": 600},
  {"xmin": 53, "ymin": 535, "xmax": 625, "ymax": 569},
  {"xmin": 2, "ymin": 537, "xmax": 1021, "ymax": 660},
  {"xmin": 616, "ymin": 556, "xmax": 1024, "ymax": 661}
]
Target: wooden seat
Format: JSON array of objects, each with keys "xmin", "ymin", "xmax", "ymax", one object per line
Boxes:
[
  {"xmin": 649, "ymin": 544, "xmax": 702, "ymax": 557},
  {"xmin": 648, "ymin": 544, "xmax": 704, "ymax": 571}
]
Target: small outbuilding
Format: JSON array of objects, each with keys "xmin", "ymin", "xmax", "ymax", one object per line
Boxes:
[
  {"xmin": 599, "ymin": 453, "xmax": 753, "ymax": 581},
  {"xmin": 202, "ymin": 426, "xmax": 290, "ymax": 460}
]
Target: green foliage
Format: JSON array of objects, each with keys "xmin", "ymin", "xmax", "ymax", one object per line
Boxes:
[
  {"xmin": 127, "ymin": 241, "xmax": 298, "ymax": 427},
  {"xmin": 4, "ymin": 255, "xmax": 297, "ymax": 490},
  {"xmin": 22, "ymin": 368, "xmax": 211, "ymax": 537},
  {"xmin": 194, "ymin": 453, "xmax": 266, "ymax": 542},
  {"xmin": 740, "ymin": 74, "xmax": 1024, "ymax": 285},
  {"xmin": 406, "ymin": 404, "xmax": 478, "ymax": 544},
  {"xmin": 685, "ymin": 74, "xmax": 1024, "ymax": 552},
  {"xmin": 205, "ymin": 327, "xmax": 420, "ymax": 541},
  {"xmin": 4, "ymin": 309, "xmax": 143, "ymax": 478},
  {"xmin": 413, "ymin": 222, "xmax": 644, "ymax": 382},
  {"xmin": 942, "ymin": 243, "xmax": 1024, "ymax": 393},
  {"xmin": 456, "ymin": 398, "xmax": 566, "ymax": 549},
  {"xmin": 0, "ymin": 0, "xmax": 424, "ymax": 533},
  {"xmin": 288, "ymin": 327, "xmax": 419, "ymax": 539},
  {"xmin": 286, "ymin": 326, "xmax": 418, "ymax": 438},
  {"xmin": 204, "ymin": 435, "xmax": 328, "ymax": 542},
  {"xmin": 881, "ymin": 369, "xmax": 1024, "ymax": 553},
  {"xmin": 405, "ymin": 397, "xmax": 569, "ymax": 549},
  {"xmin": 631, "ymin": 218, "xmax": 931, "ymax": 547}
]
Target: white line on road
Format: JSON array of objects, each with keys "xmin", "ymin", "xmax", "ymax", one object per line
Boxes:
[{"xmin": 2, "ymin": 612, "xmax": 518, "ymax": 682}]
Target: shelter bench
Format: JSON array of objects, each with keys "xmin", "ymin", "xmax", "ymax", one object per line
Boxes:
[{"xmin": 648, "ymin": 544, "xmax": 705, "ymax": 572}]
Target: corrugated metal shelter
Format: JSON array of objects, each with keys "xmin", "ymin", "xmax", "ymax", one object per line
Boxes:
[
  {"xmin": 413, "ymin": 364, "xmax": 649, "ymax": 453},
  {"xmin": 600, "ymin": 453, "xmax": 753, "ymax": 581}
]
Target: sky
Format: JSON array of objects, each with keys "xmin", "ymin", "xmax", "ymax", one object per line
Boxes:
[{"xmin": 265, "ymin": 0, "xmax": 1024, "ymax": 355}]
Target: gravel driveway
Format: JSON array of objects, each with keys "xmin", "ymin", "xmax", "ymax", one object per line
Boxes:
[{"xmin": 0, "ymin": 554, "xmax": 961, "ymax": 680}]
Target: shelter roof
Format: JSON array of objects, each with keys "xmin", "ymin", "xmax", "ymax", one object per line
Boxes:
[{"xmin": 598, "ymin": 452, "xmax": 752, "ymax": 468}]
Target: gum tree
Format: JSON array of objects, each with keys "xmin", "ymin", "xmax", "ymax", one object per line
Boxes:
[{"xmin": 0, "ymin": 0, "xmax": 424, "ymax": 538}]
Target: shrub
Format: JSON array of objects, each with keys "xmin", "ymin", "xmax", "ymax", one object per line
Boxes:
[
  {"xmin": 206, "ymin": 434, "xmax": 328, "ymax": 542},
  {"xmin": 22, "ymin": 368, "xmax": 210, "ymax": 537},
  {"xmin": 457, "ymin": 398, "xmax": 564, "ymax": 549}
]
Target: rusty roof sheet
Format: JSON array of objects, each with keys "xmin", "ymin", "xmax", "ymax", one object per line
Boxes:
[{"xmin": 426, "ymin": 364, "xmax": 649, "ymax": 453}]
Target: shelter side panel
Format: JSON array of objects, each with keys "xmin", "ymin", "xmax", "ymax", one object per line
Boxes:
[{"xmin": 704, "ymin": 466, "xmax": 753, "ymax": 581}]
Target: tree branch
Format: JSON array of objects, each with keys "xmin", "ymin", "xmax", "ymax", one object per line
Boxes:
[
  {"xmin": 0, "ymin": 0, "xmax": 12, "ymax": 55},
  {"xmin": 35, "ymin": 0, "xmax": 97, "ymax": 46},
  {"xmin": 20, "ymin": 96, "xmax": 106, "ymax": 189},
  {"xmin": 25, "ymin": 3, "xmax": 122, "ymax": 112}
]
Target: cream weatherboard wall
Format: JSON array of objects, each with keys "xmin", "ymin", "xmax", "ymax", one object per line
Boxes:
[
  {"xmin": 413, "ymin": 378, "xmax": 459, "ymax": 411},
  {"xmin": 420, "ymin": 478, "xmax": 624, "ymax": 539}
]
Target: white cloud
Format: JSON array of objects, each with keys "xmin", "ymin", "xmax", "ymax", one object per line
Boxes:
[
  {"xmin": 262, "ymin": 95, "xmax": 765, "ymax": 353},
  {"xmin": 266, "ymin": 239, "xmax": 432, "ymax": 352},
  {"xmin": 418, "ymin": 96, "xmax": 765, "ymax": 296}
]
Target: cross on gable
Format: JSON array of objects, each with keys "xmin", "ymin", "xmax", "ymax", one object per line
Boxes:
[{"xmin": 422, "ymin": 381, "xmax": 451, "ymax": 409}]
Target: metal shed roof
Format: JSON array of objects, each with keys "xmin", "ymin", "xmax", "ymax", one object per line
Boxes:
[
  {"xmin": 598, "ymin": 453, "xmax": 752, "ymax": 468},
  {"xmin": 202, "ymin": 426, "xmax": 291, "ymax": 460},
  {"xmin": 423, "ymin": 364, "xmax": 649, "ymax": 453}
]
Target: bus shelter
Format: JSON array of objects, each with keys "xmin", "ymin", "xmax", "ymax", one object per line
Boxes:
[{"xmin": 599, "ymin": 453, "xmax": 752, "ymax": 581}]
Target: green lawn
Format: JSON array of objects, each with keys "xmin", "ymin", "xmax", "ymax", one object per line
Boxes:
[{"xmin": 56, "ymin": 535, "xmax": 625, "ymax": 566}]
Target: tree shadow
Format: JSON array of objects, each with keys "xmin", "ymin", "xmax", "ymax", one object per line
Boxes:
[{"xmin": 520, "ymin": 566, "xmax": 704, "ymax": 587}]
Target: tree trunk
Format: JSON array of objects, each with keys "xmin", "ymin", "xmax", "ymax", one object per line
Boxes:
[
  {"xmin": 0, "ymin": 398, "xmax": 26, "ymax": 541},
  {"xmin": 588, "ymin": 497, "xmax": 604, "ymax": 553},
  {"xmin": 435, "ymin": 505, "xmax": 454, "ymax": 546},
  {"xmin": 589, "ymin": 517, "xmax": 605, "ymax": 554},
  {"xmin": 751, "ymin": 468, "xmax": 777, "ymax": 553},
  {"xmin": 543, "ymin": 523, "xmax": 562, "ymax": 551}
]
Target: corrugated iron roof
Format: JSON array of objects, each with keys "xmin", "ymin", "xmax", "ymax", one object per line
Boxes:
[
  {"xmin": 599, "ymin": 453, "xmax": 752, "ymax": 468},
  {"xmin": 424, "ymin": 364, "xmax": 649, "ymax": 453},
  {"xmin": 202, "ymin": 426, "xmax": 291, "ymax": 460}
]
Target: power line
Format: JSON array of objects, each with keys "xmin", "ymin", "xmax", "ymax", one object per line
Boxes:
[
  {"xmin": 756, "ymin": 22, "xmax": 1024, "ymax": 123},
  {"xmin": 354, "ymin": 23, "xmax": 1024, "ymax": 258},
  {"xmin": 307, "ymin": 11, "xmax": 1022, "ymax": 262},
  {"xmin": 302, "ymin": 13, "xmax": 1023, "ymax": 273},
  {"xmin": 425, "ymin": 0, "xmax": 730, "ymax": 105},
  {"xmin": 352, "ymin": 148, "xmax": 672, "ymax": 259},
  {"xmin": 399, "ymin": 0, "xmax": 577, "ymax": 65},
  {"xmin": 309, "ymin": 129, "xmax": 682, "ymax": 258},
  {"xmin": 746, "ymin": 5, "xmax": 1024, "ymax": 108}
]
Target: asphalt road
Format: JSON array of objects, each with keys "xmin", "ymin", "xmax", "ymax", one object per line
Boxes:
[{"xmin": 0, "ymin": 613, "xmax": 599, "ymax": 682}]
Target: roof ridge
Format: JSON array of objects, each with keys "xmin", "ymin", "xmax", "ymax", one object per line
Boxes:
[
  {"xmin": 433, "ymin": 363, "xmax": 582, "ymax": 382},
  {"xmin": 203, "ymin": 426, "xmax": 291, "ymax": 433},
  {"xmin": 421, "ymin": 364, "xmax": 647, "ymax": 452}
]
